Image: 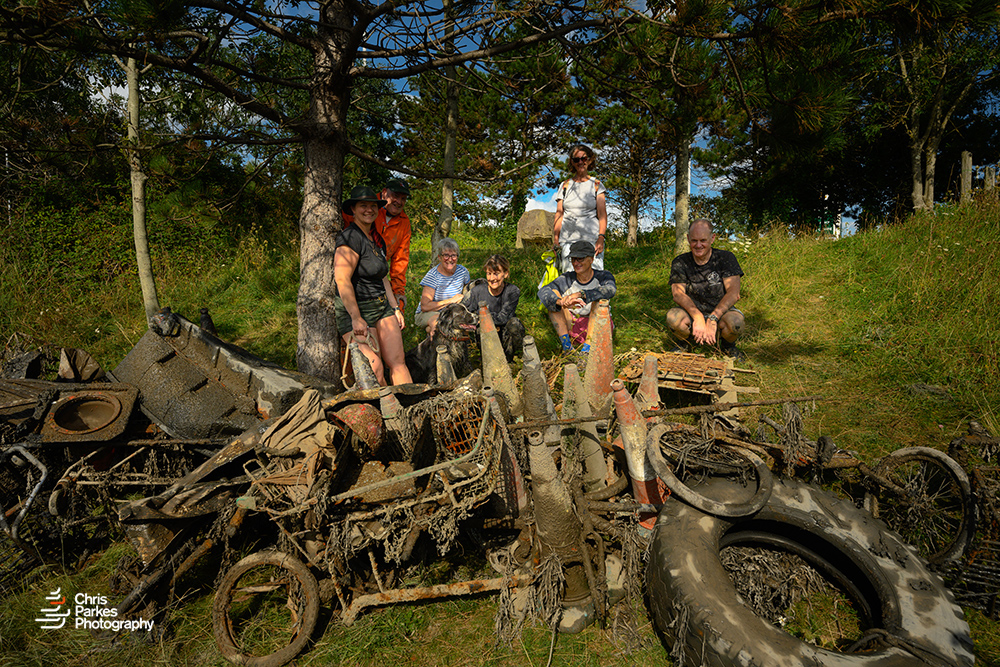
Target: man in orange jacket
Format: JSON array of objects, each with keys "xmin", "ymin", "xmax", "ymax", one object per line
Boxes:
[
  {"xmin": 378, "ymin": 179, "xmax": 412, "ymax": 320},
  {"xmin": 342, "ymin": 178, "xmax": 412, "ymax": 325}
]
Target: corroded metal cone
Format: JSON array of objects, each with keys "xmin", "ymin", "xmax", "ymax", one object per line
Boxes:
[
  {"xmin": 527, "ymin": 426, "xmax": 592, "ymax": 634},
  {"xmin": 564, "ymin": 363, "xmax": 606, "ymax": 493},
  {"xmin": 526, "ymin": 429, "xmax": 584, "ymax": 567},
  {"xmin": 611, "ymin": 378, "xmax": 661, "ymax": 529},
  {"xmin": 349, "ymin": 340, "xmax": 380, "ymax": 389},
  {"xmin": 479, "ymin": 301, "xmax": 521, "ymax": 416},
  {"xmin": 522, "ymin": 335, "xmax": 540, "ymax": 367},
  {"xmin": 582, "ymin": 299, "xmax": 613, "ymax": 418},
  {"xmin": 636, "ymin": 354, "xmax": 661, "ymax": 414},
  {"xmin": 522, "ymin": 348, "xmax": 556, "ymax": 433}
]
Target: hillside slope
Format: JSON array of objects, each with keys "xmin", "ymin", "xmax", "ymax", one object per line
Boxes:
[{"xmin": 2, "ymin": 202, "xmax": 999, "ymax": 665}]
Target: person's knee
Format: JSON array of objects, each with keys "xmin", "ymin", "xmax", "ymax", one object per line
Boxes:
[
  {"xmin": 665, "ymin": 308, "xmax": 690, "ymax": 337},
  {"xmin": 720, "ymin": 313, "xmax": 744, "ymax": 342},
  {"xmin": 414, "ymin": 310, "xmax": 435, "ymax": 332},
  {"xmin": 426, "ymin": 320, "xmax": 438, "ymax": 337}
]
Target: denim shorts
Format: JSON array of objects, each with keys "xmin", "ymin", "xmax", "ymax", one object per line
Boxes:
[{"xmin": 334, "ymin": 295, "xmax": 395, "ymax": 336}]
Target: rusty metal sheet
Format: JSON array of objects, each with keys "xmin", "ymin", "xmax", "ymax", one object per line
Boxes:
[{"xmin": 619, "ymin": 351, "xmax": 730, "ymax": 389}]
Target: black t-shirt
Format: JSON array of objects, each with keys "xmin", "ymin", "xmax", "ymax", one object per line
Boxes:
[
  {"xmin": 462, "ymin": 281, "xmax": 521, "ymax": 328},
  {"xmin": 335, "ymin": 224, "xmax": 388, "ymax": 301},
  {"xmin": 669, "ymin": 248, "xmax": 744, "ymax": 315}
]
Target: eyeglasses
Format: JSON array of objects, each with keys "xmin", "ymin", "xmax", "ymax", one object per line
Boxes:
[
  {"xmin": 572, "ymin": 157, "xmax": 588, "ymax": 163},
  {"xmin": 440, "ymin": 253, "xmax": 458, "ymax": 260}
]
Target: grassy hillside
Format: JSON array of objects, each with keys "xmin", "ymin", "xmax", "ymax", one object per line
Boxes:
[{"xmin": 2, "ymin": 201, "xmax": 999, "ymax": 665}]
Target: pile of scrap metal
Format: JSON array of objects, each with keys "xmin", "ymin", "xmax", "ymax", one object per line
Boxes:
[
  {"xmin": 1, "ymin": 303, "xmax": 981, "ymax": 667},
  {"xmin": 946, "ymin": 425, "xmax": 1000, "ymax": 618},
  {"xmin": 0, "ymin": 312, "xmax": 327, "ymax": 590}
]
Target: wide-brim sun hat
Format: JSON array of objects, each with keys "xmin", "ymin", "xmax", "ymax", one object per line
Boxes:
[{"xmin": 342, "ymin": 185, "xmax": 387, "ymax": 213}]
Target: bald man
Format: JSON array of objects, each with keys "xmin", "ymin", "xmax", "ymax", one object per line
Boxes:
[{"xmin": 666, "ymin": 219, "xmax": 746, "ymax": 360}]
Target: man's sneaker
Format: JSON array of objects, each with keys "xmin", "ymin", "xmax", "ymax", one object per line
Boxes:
[{"xmin": 720, "ymin": 339, "xmax": 747, "ymax": 362}]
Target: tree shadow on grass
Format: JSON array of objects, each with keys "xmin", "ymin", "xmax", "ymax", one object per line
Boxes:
[
  {"xmin": 749, "ymin": 338, "xmax": 828, "ymax": 364},
  {"xmin": 744, "ymin": 308, "xmax": 830, "ymax": 364}
]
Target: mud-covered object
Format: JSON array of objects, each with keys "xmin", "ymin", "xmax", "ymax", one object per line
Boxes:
[
  {"xmin": 57, "ymin": 348, "xmax": 105, "ymax": 382},
  {"xmin": 113, "ymin": 316, "xmax": 329, "ymax": 438},
  {"xmin": 1, "ymin": 350, "xmax": 45, "ymax": 379},
  {"xmin": 260, "ymin": 389, "xmax": 338, "ymax": 461},
  {"xmin": 646, "ymin": 476, "xmax": 975, "ymax": 667}
]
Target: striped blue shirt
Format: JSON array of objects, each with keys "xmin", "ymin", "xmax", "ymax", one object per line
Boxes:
[{"xmin": 416, "ymin": 265, "xmax": 471, "ymax": 313}]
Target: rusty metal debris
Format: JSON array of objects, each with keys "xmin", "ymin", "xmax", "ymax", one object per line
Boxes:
[
  {"xmin": 945, "ymin": 429, "xmax": 1000, "ymax": 618},
  {"xmin": 2, "ymin": 316, "xmax": 992, "ymax": 666}
]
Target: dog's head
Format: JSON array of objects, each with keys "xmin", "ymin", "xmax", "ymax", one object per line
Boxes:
[{"xmin": 436, "ymin": 303, "xmax": 479, "ymax": 341}]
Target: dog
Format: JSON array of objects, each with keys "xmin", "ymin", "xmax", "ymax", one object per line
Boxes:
[{"xmin": 405, "ymin": 303, "xmax": 478, "ymax": 385}]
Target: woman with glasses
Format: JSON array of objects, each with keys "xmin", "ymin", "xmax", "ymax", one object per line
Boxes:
[
  {"xmin": 334, "ymin": 185, "xmax": 412, "ymax": 386},
  {"xmin": 414, "ymin": 237, "xmax": 471, "ymax": 336},
  {"xmin": 552, "ymin": 144, "xmax": 608, "ymax": 272}
]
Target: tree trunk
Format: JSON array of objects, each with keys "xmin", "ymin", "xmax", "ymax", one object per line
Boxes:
[
  {"xmin": 433, "ymin": 0, "xmax": 458, "ymax": 252},
  {"xmin": 924, "ymin": 143, "xmax": 939, "ymax": 209},
  {"xmin": 127, "ymin": 57, "xmax": 159, "ymax": 324},
  {"xmin": 909, "ymin": 138, "xmax": 926, "ymax": 212},
  {"xmin": 434, "ymin": 82, "xmax": 456, "ymax": 251},
  {"xmin": 674, "ymin": 137, "xmax": 691, "ymax": 255},
  {"xmin": 627, "ymin": 188, "xmax": 640, "ymax": 247},
  {"xmin": 295, "ymin": 15, "xmax": 352, "ymax": 383}
]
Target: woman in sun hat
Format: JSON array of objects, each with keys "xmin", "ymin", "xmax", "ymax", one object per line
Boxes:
[{"xmin": 334, "ymin": 185, "xmax": 412, "ymax": 386}]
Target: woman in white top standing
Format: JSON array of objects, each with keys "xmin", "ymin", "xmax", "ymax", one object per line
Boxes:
[{"xmin": 552, "ymin": 144, "xmax": 608, "ymax": 273}]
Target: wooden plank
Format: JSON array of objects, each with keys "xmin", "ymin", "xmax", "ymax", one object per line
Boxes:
[{"xmin": 716, "ymin": 358, "xmax": 739, "ymax": 417}]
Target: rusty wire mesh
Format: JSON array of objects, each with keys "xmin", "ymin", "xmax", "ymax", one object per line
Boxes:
[
  {"xmin": 946, "ymin": 466, "xmax": 1000, "ymax": 618},
  {"xmin": 425, "ymin": 393, "xmax": 515, "ymax": 509}
]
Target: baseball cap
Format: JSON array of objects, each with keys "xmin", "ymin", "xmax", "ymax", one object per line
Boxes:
[
  {"xmin": 384, "ymin": 178, "xmax": 410, "ymax": 196},
  {"xmin": 568, "ymin": 240, "xmax": 596, "ymax": 258}
]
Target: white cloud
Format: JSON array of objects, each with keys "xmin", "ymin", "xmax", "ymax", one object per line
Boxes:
[{"xmin": 525, "ymin": 195, "xmax": 557, "ymax": 212}]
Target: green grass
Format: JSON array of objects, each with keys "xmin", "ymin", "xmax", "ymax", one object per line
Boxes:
[{"xmin": 3, "ymin": 201, "xmax": 1000, "ymax": 665}]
